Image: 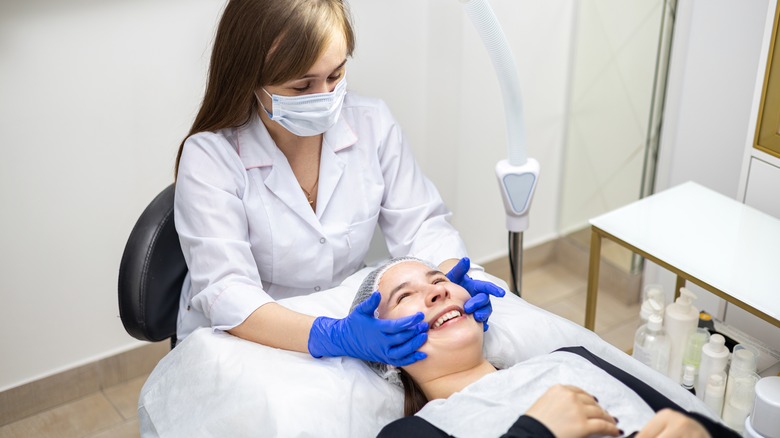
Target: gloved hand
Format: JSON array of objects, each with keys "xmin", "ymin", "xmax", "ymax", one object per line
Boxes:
[
  {"xmin": 308, "ymin": 291, "xmax": 429, "ymax": 366},
  {"xmin": 446, "ymin": 257, "xmax": 506, "ymax": 331}
]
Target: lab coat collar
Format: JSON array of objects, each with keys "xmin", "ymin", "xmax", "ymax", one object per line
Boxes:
[
  {"xmin": 236, "ymin": 111, "xmax": 358, "ymax": 231},
  {"xmin": 236, "ymin": 112, "xmax": 357, "ymax": 169},
  {"xmin": 317, "ymin": 116, "xmax": 357, "ymax": 215}
]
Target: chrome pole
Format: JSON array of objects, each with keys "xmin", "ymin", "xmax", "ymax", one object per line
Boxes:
[{"xmin": 510, "ymin": 231, "xmax": 523, "ymax": 296}]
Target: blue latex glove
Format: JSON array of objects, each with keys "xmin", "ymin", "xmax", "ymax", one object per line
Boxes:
[
  {"xmin": 308, "ymin": 291, "xmax": 429, "ymax": 366},
  {"xmin": 446, "ymin": 257, "xmax": 506, "ymax": 331}
]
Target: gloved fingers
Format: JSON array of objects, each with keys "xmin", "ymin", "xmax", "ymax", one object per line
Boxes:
[
  {"xmin": 354, "ymin": 291, "xmax": 382, "ymax": 316},
  {"xmin": 466, "ymin": 279, "xmax": 506, "ymax": 298},
  {"xmin": 464, "ymin": 294, "xmax": 493, "ymax": 331},
  {"xmin": 472, "ymin": 306, "xmax": 492, "ymax": 323},
  {"xmin": 383, "ymin": 324, "xmax": 428, "ymax": 346},
  {"xmin": 377, "ymin": 312, "xmax": 426, "ymax": 334},
  {"xmin": 463, "ymin": 293, "xmax": 490, "ymax": 316},
  {"xmin": 388, "ymin": 351, "xmax": 427, "ymax": 367},
  {"xmin": 387, "ymin": 331, "xmax": 428, "ymax": 361},
  {"xmin": 445, "ymin": 257, "xmax": 470, "ymax": 283}
]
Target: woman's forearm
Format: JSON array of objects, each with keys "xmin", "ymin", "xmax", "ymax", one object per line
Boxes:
[
  {"xmin": 227, "ymin": 302, "xmax": 316, "ymax": 353},
  {"xmin": 438, "ymin": 258, "xmax": 459, "ymax": 273}
]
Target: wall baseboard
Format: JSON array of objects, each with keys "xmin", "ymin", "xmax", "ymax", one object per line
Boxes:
[
  {"xmin": 482, "ymin": 229, "xmax": 641, "ymax": 304},
  {"xmin": 0, "ymin": 341, "xmax": 168, "ymax": 427}
]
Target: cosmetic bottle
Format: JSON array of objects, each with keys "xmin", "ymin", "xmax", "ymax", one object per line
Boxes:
[
  {"xmin": 703, "ymin": 371, "xmax": 726, "ymax": 417},
  {"xmin": 721, "ymin": 344, "xmax": 760, "ymax": 433},
  {"xmin": 697, "ymin": 334, "xmax": 730, "ymax": 400},
  {"xmin": 664, "ymin": 288, "xmax": 699, "ymax": 383},
  {"xmin": 722, "ymin": 372, "xmax": 760, "ymax": 434},
  {"xmin": 681, "ymin": 328, "xmax": 709, "ymax": 392},
  {"xmin": 744, "ymin": 376, "xmax": 780, "ymax": 438},
  {"xmin": 725, "ymin": 345, "xmax": 759, "ymax": 405},
  {"xmin": 639, "ymin": 284, "xmax": 665, "ymax": 325},
  {"xmin": 681, "ymin": 364, "xmax": 696, "ymax": 395},
  {"xmin": 632, "ymin": 307, "xmax": 670, "ymax": 375}
]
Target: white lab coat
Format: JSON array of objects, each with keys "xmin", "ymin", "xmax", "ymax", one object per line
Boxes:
[{"xmin": 174, "ymin": 93, "xmax": 467, "ymax": 340}]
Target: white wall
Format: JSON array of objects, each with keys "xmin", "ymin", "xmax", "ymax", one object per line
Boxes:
[
  {"xmin": 0, "ymin": 1, "xmax": 573, "ymax": 390},
  {"xmin": 650, "ymin": 0, "xmax": 780, "ymax": 351},
  {"xmin": 0, "ymin": 0, "xmax": 224, "ymax": 391}
]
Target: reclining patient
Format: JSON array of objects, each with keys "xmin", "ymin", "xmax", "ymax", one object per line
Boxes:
[{"xmin": 351, "ymin": 257, "xmax": 739, "ymax": 438}]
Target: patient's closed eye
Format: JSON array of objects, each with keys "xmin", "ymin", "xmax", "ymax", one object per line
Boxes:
[{"xmin": 397, "ymin": 292, "xmax": 412, "ymax": 303}]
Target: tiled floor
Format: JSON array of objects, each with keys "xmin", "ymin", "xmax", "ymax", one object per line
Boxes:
[
  {"xmin": 0, "ymin": 376, "xmax": 145, "ymax": 438},
  {"xmin": 485, "ymin": 253, "xmax": 642, "ymax": 353},
  {"xmin": 0, "ymin": 257, "xmax": 641, "ymax": 438}
]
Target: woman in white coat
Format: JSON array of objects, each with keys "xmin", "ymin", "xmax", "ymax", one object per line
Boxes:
[{"xmin": 173, "ymin": 0, "xmax": 504, "ymax": 367}]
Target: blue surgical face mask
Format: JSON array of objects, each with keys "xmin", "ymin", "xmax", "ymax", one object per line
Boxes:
[{"xmin": 258, "ymin": 77, "xmax": 347, "ymax": 137}]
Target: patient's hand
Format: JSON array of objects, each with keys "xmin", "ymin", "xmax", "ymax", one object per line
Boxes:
[
  {"xmin": 525, "ymin": 384, "xmax": 620, "ymax": 438},
  {"xmin": 636, "ymin": 409, "xmax": 710, "ymax": 438}
]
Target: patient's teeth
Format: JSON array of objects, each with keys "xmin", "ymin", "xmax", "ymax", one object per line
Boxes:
[{"xmin": 433, "ymin": 310, "xmax": 462, "ymax": 328}]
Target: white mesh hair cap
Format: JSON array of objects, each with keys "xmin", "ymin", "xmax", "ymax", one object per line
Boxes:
[
  {"xmin": 350, "ymin": 256, "xmax": 437, "ymax": 385},
  {"xmin": 351, "ymin": 257, "xmax": 437, "ymax": 315}
]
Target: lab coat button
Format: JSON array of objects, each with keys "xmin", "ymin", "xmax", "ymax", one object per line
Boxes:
[
  {"xmin": 314, "ymin": 286, "xmax": 321, "ymax": 292},
  {"xmin": 319, "ymin": 237, "xmax": 326, "ymax": 244}
]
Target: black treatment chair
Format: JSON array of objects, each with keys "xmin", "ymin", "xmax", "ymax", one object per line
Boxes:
[{"xmin": 118, "ymin": 184, "xmax": 187, "ymax": 348}]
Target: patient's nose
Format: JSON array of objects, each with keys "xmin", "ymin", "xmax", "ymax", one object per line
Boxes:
[{"xmin": 425, "ymin": 283, "xmax": 449, "ymax": 306}]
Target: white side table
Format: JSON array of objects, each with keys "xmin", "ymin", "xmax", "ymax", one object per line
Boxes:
[{"xmin": 585, "ymin": 181, "xmax": 780, "ymax": 331}]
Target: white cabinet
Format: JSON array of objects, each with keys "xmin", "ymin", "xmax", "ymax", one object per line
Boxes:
[
  {"xmin": 744, "ymin": 157, "xmax": 780, "ymax": 219},
  {"xmin": 740, "ymin": 0, "xmax": 780, "ymax": 219}
]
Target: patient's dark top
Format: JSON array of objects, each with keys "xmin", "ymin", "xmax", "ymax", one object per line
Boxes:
[
  {"xmin": 377, "ymin": 347, "xmax": 740, "ymax": 438},
  {"xmin": 378, "ymin": 411, "xmax": 737, "ymax": 438}
]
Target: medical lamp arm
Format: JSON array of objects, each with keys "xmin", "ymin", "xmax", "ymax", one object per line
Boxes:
[{"xmin": 458, "ymin": 0, "xmax": 539, "ymax": 236}]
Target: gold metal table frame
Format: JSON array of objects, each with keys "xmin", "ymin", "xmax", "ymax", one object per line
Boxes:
[{"xmin": 585, "ymin": 225, "xmax": 780, "ymax": 332}]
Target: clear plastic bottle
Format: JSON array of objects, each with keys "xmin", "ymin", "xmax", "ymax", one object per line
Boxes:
[
  {"xmin": 681, "ymin": 328, "xmax": 709, "ymax": 395},
  {"xmin": 664, "ymin": 288, "xmax": 699, "ymax": 383},
  {"xmin": 632, "ymin": 311, "xmax": 671, "ymax": 375},
  {"xmin": 722, "ymin": 372, "xmax": 760, "ymax": 434},
  {"xmin": 725, "ymin": 345, "xmax": 759, "ymax": 404},
  {"xmin": 723, "ymin": 345, "xmax": 760, "ymax": 432}
]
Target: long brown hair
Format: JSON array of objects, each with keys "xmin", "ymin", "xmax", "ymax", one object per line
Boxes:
[
  {"xmin": 400, "ymin": 369, "xmax": 428, "ymax": 416},
  {"xmin": 174, "ymin": 0, "xmax": 356, "ymax": 177}
]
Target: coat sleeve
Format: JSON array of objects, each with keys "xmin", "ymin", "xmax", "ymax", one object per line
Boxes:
[
  {"xmin": 175, "ymin": 132, "xmax": 273, "ymax": 332},
  {"xmin": 374, "ymin": 100, "xmax": 468, "ymax": 266}
]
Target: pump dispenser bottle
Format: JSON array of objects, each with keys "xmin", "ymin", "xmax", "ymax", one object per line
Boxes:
[
  {"xmin": 639, "ymin": 285, "xmax": 665, "ymax": 325},
  {"xmin": 697, "ymin": 334, "xmax": 730, "ymax": 400},
  {"xmin": 632, "ymin": 303, "xmax": 670, "ymax": 375},
  {"xmin": 664, "ymin": 287, "xmax": 699, "ymax": 383}
]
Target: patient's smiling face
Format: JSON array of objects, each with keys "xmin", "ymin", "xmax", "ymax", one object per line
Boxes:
[{"xmin": 376, "ymin": 261, "xmax": 484, "ymax": 367}]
